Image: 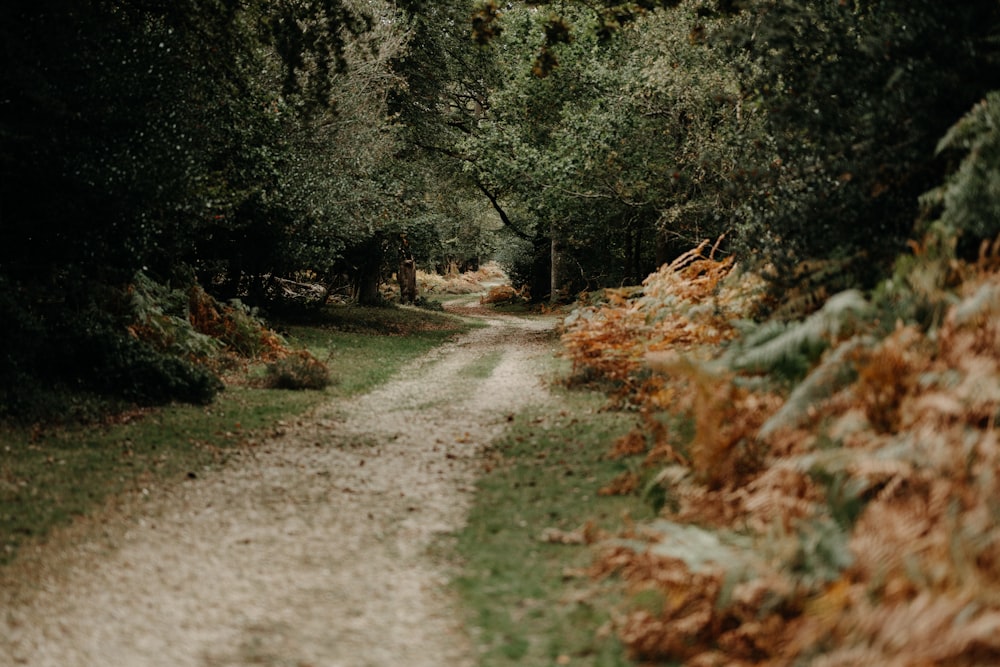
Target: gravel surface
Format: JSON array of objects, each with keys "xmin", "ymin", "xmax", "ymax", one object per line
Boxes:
[{"xmin": 1, "ymin": 305, "xmax": 557, "ymax": 667}]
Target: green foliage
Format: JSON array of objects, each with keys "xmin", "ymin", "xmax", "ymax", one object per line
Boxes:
[
  {"xmin": 1, "ymin": 0, "xmax": 455, "ymax": 402},
  {"xmin": 923, "ymin": 91, "xmax": 1000, "ymax": 244},
  {"xmin": 2, "ymin": 0, "xmax": 290, "ymax": 284},
  {"xmin": 464, "ymin": 1, "xmax": 1000, "ymax": 304},
  {"xmin": 6, "ymin": 0, "xmax": 1000, "ymax": 414},
  {"xmin": 0, "ymin": 280, "xmax": 225, "ymax": 421},
  {"xmin": 128, "ymin": 272, "xmax": 222, "ymax": 361},
  {"xmin": 412, "ymin": 295, "xmax": 445, "ymax": 312},
  {"xmin": 725, "ymin": 0, "xmax": 1000, "ymax": 291},
  {"xmin": 728, "ymin": 290, "xmax": 870, "ymax": 379},
  {"xmin": 494, "ymin": 237, "xmax": 547, "ymax": 294},
  {"xmin": 79, "ymin": 333, "xmax": 223, "ymax": 406},
  {"xmin": 786, "ymin": 518, "xmax": 855, "ymax": 588},
  {"xmin": 873, "ymin": 236, "xmax": 960, "ymax": 330},
  {"xmin": 756, "ymin": 336, "xmax": 870, "ymax": 440}
]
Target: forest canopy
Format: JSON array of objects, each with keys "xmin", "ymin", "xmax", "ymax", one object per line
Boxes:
[{"xmin": 2, "ymin": 0, "xmax": 999, "ymax": 415}]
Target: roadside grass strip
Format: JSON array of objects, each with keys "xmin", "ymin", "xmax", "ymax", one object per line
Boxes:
[{"xmin": 455, "ymin": 388, "xmax": 654, "ymax": 667}]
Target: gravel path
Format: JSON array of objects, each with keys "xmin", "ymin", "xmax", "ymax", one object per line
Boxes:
[{"xmin": 1, "ymin": 305, "xmax": 557, "ymax": 667}]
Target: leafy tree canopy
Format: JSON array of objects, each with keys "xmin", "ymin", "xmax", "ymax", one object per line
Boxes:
[{"xmin": 2, "ymin": 0, "xmax": 999, "ymax": 414}]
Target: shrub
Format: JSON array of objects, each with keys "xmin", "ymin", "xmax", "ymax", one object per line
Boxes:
[
  {"xmin": 128, "ymin": 271, "xmax": 222, "ymax": 361},
  {"xmin": 263, "ymin": 350, "xmax": 332, "ymax": 390},
  {"xmin": 480, "ymin": 284, "xmax": 528, "ymax": 305},
  {"xmin": 188, "ymin": 286, "xmax": 288, "ymax": 360},
  {"xmin": 77, "ymin": 327, "xmax": 223, "ymax": 405}
]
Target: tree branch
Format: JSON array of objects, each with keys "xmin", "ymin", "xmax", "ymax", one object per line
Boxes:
[{"xmin": 474, "ymin": 180, "xmax": 534, "ymax": 242}]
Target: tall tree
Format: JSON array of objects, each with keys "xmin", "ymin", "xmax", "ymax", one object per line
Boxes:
[
  {"xmin": 724, "ymin": 0, "xmax": 1000, "ymax": 300},
  {"xmin": 0, "ymin": 0, "xmax": 380, "ymax": 409},
  {"xmin": 461, "ymin": 0, "xmax": 1000, "ymax": 305}
]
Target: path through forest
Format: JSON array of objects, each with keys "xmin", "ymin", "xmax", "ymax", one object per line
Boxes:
[{"xmin": 1, "ymin": 303, "xmax": 558, "ymax": 666}]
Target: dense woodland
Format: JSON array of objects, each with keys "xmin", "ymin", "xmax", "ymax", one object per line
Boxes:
[
  {"xmin": 2, "ymin": 1, "xmax": 998, "ymax": 414},
  {"xmin": 3, "ymin": 2, "xmax": 1000, "ymax": 663}
]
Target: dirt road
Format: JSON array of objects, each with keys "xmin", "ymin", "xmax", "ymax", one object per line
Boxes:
[{"xmin": 1, "ymin": 306, "xmax": 557, "ymax": 667}]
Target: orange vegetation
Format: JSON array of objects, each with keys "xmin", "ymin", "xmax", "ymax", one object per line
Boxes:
[{"xmin": 562, "ymin": 238, "xmax": 1000, "ymax": 665}]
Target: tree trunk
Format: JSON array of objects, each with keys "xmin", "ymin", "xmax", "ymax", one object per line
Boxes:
[
  {"xmin": 630, "ymin": 224, "xmax": 643, "ymax": 284},
  {"xmin": 357, "ymin": 269, "xmax": 380, "ymax": 305},
  {"xmin": 355, "ymin": 237, "xmax": 384, "ymax": 306},
  {"xmin": 550, "ymin": 220, "xmax": 565, "ymax": 304},
  {"xmin": 398, "ymin": 258, "xmax": 417, "ymax": 304},
  {"xmin": 526, "ymin": 237, "xmax": 550, "ymax": 303}
]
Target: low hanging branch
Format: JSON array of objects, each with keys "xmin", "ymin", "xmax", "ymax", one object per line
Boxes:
[{"xmin": 474, "ymin": 179, "xmax": 533, "ymax": 242}]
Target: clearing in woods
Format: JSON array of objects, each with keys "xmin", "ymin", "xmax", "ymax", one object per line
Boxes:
[{"xmin": 1, "ymin": 302, "xmax": 559, "ymax": 667}]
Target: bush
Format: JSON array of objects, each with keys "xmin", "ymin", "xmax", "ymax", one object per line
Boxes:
[
  {"xmin": 74, "ymin": 327, "xmax": 223, "ymax": 405},
  {"xmin": 263, "ymin": 350, "xmax": 332, "ymax": 390},
  {"xmin": 413, "ymin": 295, "xmax": 445, "ymax": 311},
  {"xmin": 494, "ymin": 236, "xmax": 548, "ymax": 299},
  {"xmin": 923, "ymin": 90, "xmax": 1000, "ymax": 247},
  {"xmin": 128, "ymin": 271, "xmax": 222, "ymax": 361},
  {"xmin": 0, "ymin": 279, "xmax": 225, "ymax": 421},
  {"xmin": 188, "ymin": 286, "xmax": 288, "ymax": 360}
]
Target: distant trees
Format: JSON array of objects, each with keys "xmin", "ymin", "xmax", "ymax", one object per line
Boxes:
[
  {"xmin": 387, "ymin": 3, "xmax": 512, "ymax": 280},
  {"xmin": 396, "ymin": 2, "xmax": 753, "ymax": 300},
  {"xmin": 435, "ymin": 0, "xmax": 1000, "ymax": 303},
  {"xmin": 2, "ymin": 0, "xmax": 281, "ymax": 411}
]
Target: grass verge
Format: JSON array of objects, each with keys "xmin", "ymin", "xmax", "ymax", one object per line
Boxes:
[
  {"xmin": 0, "ymin": 305, "xmax": 472, "ymax": 565},
  {"xmin": 454, "ymin": 386, "xmax": 653, "ymax": 667}
]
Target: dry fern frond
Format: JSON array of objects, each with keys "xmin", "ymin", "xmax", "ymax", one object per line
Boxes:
[
  {"xmin": 947, "ymin": 278, "xmax": 1000, "ymax": 329},
  {"xmin": 941, "ymin": 272, "xmax": 1000, "ymax": 370},
  {"xmin": 561, "ymin": 303, "xmax": 648, "ymax": 388},
  {"xmin": 598, "ymin": 534, "xmax": 801, "ymax": 664},
  {"xmin": 767, "ymin": 255, "xmax": 864, "ymax": 321},
  {"xmin": 807, "ymin": 592, "xmax": 1000, "ymax": 666},
  {"xmin": 607, "ymin": 428, "xmax": 649, "ymax": 459},
  {"xmin": 599, "ymin": 471, "xmax": 641, "ymax": 496},
  {"xmin": 737, "ymin": 465, "xmax": 823, "ymax": 530},
  {"xmin": 646, "ymin": 352, "xmax": 774, "ymax": 488},
  {"xmin": 571, "ymin": 239, "xmax": 1000, "ymax": 665},
  {"xmin": 977, "ymin": 234, "xmax": 1000, "ymax": 272},
  {"xmin": 480, "ymin": 283, "xmax": 531, "ymax": 304},
  {"xmin": 854, "ymin": 326, "xmax": 924, "ymax": 433}
]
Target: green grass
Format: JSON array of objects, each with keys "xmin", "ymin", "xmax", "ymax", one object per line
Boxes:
[
  {"xmin": 454, "ymin": 387, "xmax": 653, "ymax": 667},
  {"xmin": 0, "ymin": 304, "xmax": 472, "ymax": 565}
]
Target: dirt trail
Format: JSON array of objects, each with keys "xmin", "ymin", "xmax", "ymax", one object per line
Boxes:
[{"xmin": 1, "ymin": 306, "xmax": 558, "ymax": 667}]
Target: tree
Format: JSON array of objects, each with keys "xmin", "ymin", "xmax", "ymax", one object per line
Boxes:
[
  {"xmin": 723, "ymin": 0, "xmax": 1000, "ymax": 303},
  {"xmin": 0, "ymin": 0, "xmax": 380, "ymax": 410},
  {"xmin": 442, "ymin": 3, "xmax": 751, "ymax": 298},
  {"xmin": 463, "ymin": 1, "xmax": 1000, "ymax": 309},
  {"xmin": 388, "ymin": 2, "xmax": 549, "ymax": 292}
]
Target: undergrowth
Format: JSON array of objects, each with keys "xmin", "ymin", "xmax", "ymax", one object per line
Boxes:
[
  {"xmin": 559, "ymin": 235, "xmax": 1000, "ymax": 665},
  {"xmin": 262, "ymin": 350, "xmax": 333, "ymax": 390}
]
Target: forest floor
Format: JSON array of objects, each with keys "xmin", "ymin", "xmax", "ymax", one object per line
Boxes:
[{"xmin": 0, "ymin": 298, "xmax": 559, "ymax": 667}]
